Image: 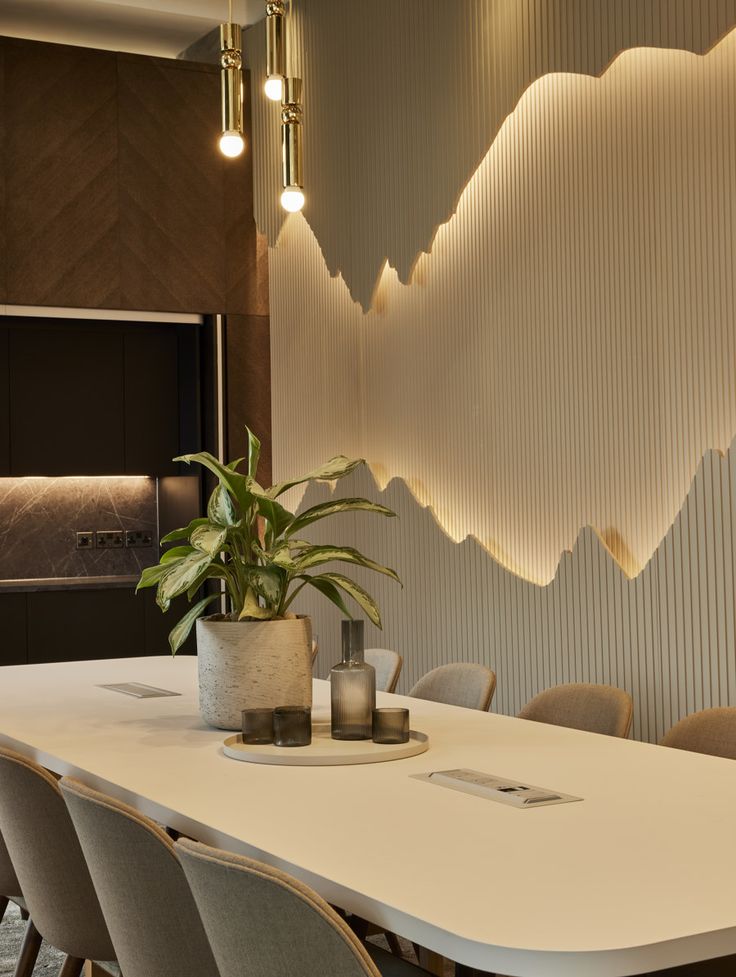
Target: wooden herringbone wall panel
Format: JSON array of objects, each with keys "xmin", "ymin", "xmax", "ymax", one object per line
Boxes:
[
  {"xmin": 3, "ymin": 39, "xmax": 119, "ymax": 308},
  {"xmin": 0, "ymin": 40, "xmax": 6, "ymax": 303},
  {"xmin": 118, "ymin": 55, "xmax": 233, "ymax": 314},
  {"xmin": 226, "ymin": 314, "xmax": 271, "ymax": 483}
]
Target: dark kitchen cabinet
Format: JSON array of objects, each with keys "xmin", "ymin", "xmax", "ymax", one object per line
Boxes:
[
  {"xmin": 0, "ymin": 594, "xmax": 27, "ymax": 665},
  {"xmin": 0, "ymin": 327, "xmax": 9, "ymax": 476},
  {"xmin": 124, "ymin": 329, "xmax": 180, "ymax": 475},
  {"xmin": 10, "ymin": 324, "xmax": 126, "ymax": 475},
  {"xmin": 27, "ymin": 589, "xmax": 146, "ymax": 664},
  {"xmin": 1, "ymin": 586, "xmax": 197, "ymax": 666},
  {"xmin": 5, "ymin": 318, "xmax": 196, "ymax": 476}
]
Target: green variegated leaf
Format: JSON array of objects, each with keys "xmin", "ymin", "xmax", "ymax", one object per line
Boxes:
[
  {"xmin": 159, "ymin": 550, "xmax": 212, "ymax": 602},
  {"xmin": 173, "ymin": 451, "xmax": 252, "ymax": 513},
  {"xmin": 288, "ymin": 498, "xmax": 396, "ymax": 535},
  {"xmin": 161, "ymin": 545, "xmax": 196, "ymax": 564},
  {"xmin": 268, "ymin": 456, "xmax": 364, "ymax": 498},
  {"xmin": 226, "ymin": 457, "xmax": 246, "ymax": 471},
  {"xmin": 160, "ymin": 518, "xmax": 208, "ymax": 544},
  {"xmin": 247, "ymin": 481, "xmax": 294, "ymax": 537},
  {"xmin": 271, "ymin": 549, "xmax": 298, "ymax": 570},
  {"xmin": 190, "ymin": 524, "xmax": 227, "ymax": 556},
  {"xmin": 168, "ymin": 594, "xmax": 220, "ymax": 655},
  {"xmin": 135, "ymin": 563, "xmax": 169, "ymax": 592},
  {"xmin": 315, "ymin": 572, "xmax": 383, "ymax": 627},
  {"xmin": 243, "ymin": 566, "xmax": 284, "ymax": 607},
  {"xmin": 293, "ymin": 545, "xmax": 401, "ymax": 584},
  {"xmin": 246, "ymin": 427, "xmax": 261, "ymax": 479},
  {"xmin": 208, "ymin": 485, "xmax": 238, "ymax": 527},
  {"xmin": 301, "ymin": 575, "xmax": 353, "ymax": 619},
  {"xmin": 186, "ymin": 563, "xmax": 228, "ymax": 600},
  {"xmin": 239, "ymin": 590, "xmax": 275, "ymax": 620}
]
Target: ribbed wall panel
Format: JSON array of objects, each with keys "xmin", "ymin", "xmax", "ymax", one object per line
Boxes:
[
  {"xmin": 244, "ymin": 0, "xmax": 736, "ymax": 308},
  {"xmin": 249, "ymin": 4, "xmax": 736, "ymax": 740},
  {"xmin": 297, "ymin": 444, "xmax": 736, "ymax": 743}
]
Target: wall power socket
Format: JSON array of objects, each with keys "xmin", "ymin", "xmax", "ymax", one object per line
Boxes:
[{"xmin": 96, "ymin": 530, "xmax": 125, "ymax": 549}]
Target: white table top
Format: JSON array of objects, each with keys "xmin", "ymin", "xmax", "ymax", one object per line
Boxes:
[{"xmin": 1, "ymin": 657, "xmax": 735, "ymax": 977}]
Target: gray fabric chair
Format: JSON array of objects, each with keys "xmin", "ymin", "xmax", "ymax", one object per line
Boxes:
[
  {"xmin": 518, "ymin": 682, "xmax": 633, "ymax": 738},
  {"xmin": 0, "ymin": 747, "xmax": 118, "ymax": 977},
  {"xmin": 408, "ymin": 663, "xmax": 496, "ymax": 711},
  {"xmin": 1, "ymin": 830, "xmax": 42, "ymax": 977},
  {"xmin": 365, "ymin": 648, "xmax": 403, "ymax": 694},
  {"xmin": 60, "ymin": 777, "xmax": 219, "ymax": 977},
  {"xmin": 177, "ymin": 838, "xmax": 430, "ymax": 977},
  {"xmin": 660, "ymin": 707, "xmax": 736, "ymax": 759}
]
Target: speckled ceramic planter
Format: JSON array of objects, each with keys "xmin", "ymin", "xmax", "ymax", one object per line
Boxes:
[{"xmin": 196, "ymin": 615, "xmax": 313, "ymax": 730}]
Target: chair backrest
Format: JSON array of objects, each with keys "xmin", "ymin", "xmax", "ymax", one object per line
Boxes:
[
  {"xmin": 60, "ymin": 778, "xmax": 219, "ymax": 977},
  {"xmin": 176, "ymin": 838, "xmax": 382, "ymax": 977},
  {"xmin": 365, "ymin": 648, "xmax": 403, "ymax": 693},
  {"xmin": 0, "ymin": 829, "xmax": 21, "ymax": 900},
  {"xmin": 518, "ymin": 683, "xmax": 633, "ymax": 738},
  {"xmin": 660, "ymin": 707, "xmax": 736, "ymax": 759},
  {"xmin": 408, "ymin": 663, "xmax": 496, "ymax": 711},
  {"xmin": 0, "ymin": 747, "xmax": 115, "ymax": 962}
]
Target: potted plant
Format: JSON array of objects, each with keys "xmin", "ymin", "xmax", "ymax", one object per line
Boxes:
[{"xmin": 137, "ymin": 429, "xmax": 400, "ymax": 729}]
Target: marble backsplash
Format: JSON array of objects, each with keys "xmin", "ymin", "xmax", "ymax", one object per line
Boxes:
[{"xmin": 0, "ymin": 477, "xmax": 159, "ymax": 580}]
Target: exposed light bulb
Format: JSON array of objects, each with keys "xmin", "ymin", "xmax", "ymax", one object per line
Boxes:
[
  {"xmin": 219, "ymin": 131, "xmax": 245, "ymax": 158},
  {"xmin": 264, "ymin": 75, "xmax": 283, "ymax": 101},
  {"xmin": 281, "ymin": 187, "xmax": 305, "ymax": 212}
]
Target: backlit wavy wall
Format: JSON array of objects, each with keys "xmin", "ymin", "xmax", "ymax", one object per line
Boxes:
[{"xmin": 244, "ymin": 2, "xmax": 736, "ymax": 737}]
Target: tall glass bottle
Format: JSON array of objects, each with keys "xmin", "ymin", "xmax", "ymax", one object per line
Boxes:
[{"xmin": 331, "ymin": 620, "xmax": 376, "ymax": 740}]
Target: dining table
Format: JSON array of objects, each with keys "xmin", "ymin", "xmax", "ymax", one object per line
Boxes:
[{"xmin": 0, "ymin": 655, "xmax": 735, "ymax": 977}]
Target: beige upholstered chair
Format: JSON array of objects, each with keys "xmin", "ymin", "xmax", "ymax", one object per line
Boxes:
[
  {"xmin": 60, "ymin": 777, "xmax": 218, "ymax": 977},
  {"xmin": 0, "ymin": 747, "xmax": 118, "ymax": 977},
  {"xmin": 408, "ymin": 663, "xmax": 496, "ymax": 711},
  {"xmin": 0, "ymin": 830, "xmax": 42, "ymax": 977},
  {"xmin": 660, "ymin": 707, "xmax": 736, "ymax": 759},
  {"xmin": 177, "ymin": 838, "xmax": 429, "ymax": 977},
  {"xmin": 365, "ymin": 648, "xmax": 403, "ymax": 693},
  {"xmin": 518, "ymin": 683, "xmax": 633, "ymax": 738}
]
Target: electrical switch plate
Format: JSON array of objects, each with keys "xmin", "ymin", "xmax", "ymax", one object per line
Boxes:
[
  {"xmin": 76, "ymin": 531, "xmax": 95, "ymax": 549},
  {"xmin": 125, "ymin": 530, "xmax": 153, "ymax": 548},
  {"xmin": 96, "ymin": 530, "xmax": 125, "ymax": 549}
]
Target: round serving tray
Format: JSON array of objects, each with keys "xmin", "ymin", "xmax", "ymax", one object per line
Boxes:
[{"xmin": 222, "ymin": 726, "xmax": 429, "ymax": 766}]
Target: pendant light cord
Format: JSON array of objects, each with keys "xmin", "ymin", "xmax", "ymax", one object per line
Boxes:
[{"xmin": 228, "ymin": 0, "xmax": 233, "ymax": 23}]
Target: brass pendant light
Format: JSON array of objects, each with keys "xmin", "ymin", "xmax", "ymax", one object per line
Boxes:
[
  {"xmin": 264, "ymin": 1, "xmax": 286, "ymax": 101},
  {"xmin": 219, "ymin": 1, "xmax": 245, "ymax": 158}
]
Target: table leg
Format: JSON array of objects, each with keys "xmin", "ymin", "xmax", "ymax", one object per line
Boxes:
[{"xmin": 415, "ymin": 945, "xmax": 445, "ymax": 975}]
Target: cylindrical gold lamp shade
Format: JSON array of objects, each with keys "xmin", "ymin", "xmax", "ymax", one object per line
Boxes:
[
  {"xmin": 220, "ymin": 22, "xmax": 244, "ymax": 156},
  {"xmin": 221, "ymin": 67, "xmax": 243, "ymax": 134},
  {"xmin": 281, "ymin": 76, "xmax": 303, "ymax": 190},
  {"xmin": 266, "ymin": 1, "xmax": 286, "ymax": 79}
]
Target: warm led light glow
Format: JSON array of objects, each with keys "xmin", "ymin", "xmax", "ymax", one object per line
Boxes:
[
  {"xmin": 6, "ymin": 475, "xmax": 153, "ymax": 481},
  {"xmin": 219, "ymin": 131, "xmax": 245, "ymax": 158},
  {"xmin": 281, "ymin": 187, "xmax": 305, "ymax": 212},
  {"xmin": 265, "ymin": 75, "xmax": 283, "ymax": 101}
]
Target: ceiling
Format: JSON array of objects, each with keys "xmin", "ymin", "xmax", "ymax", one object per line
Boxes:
[{"xmin": 0, "ymin": 0, "xmax": 264, "ymax": 59}]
